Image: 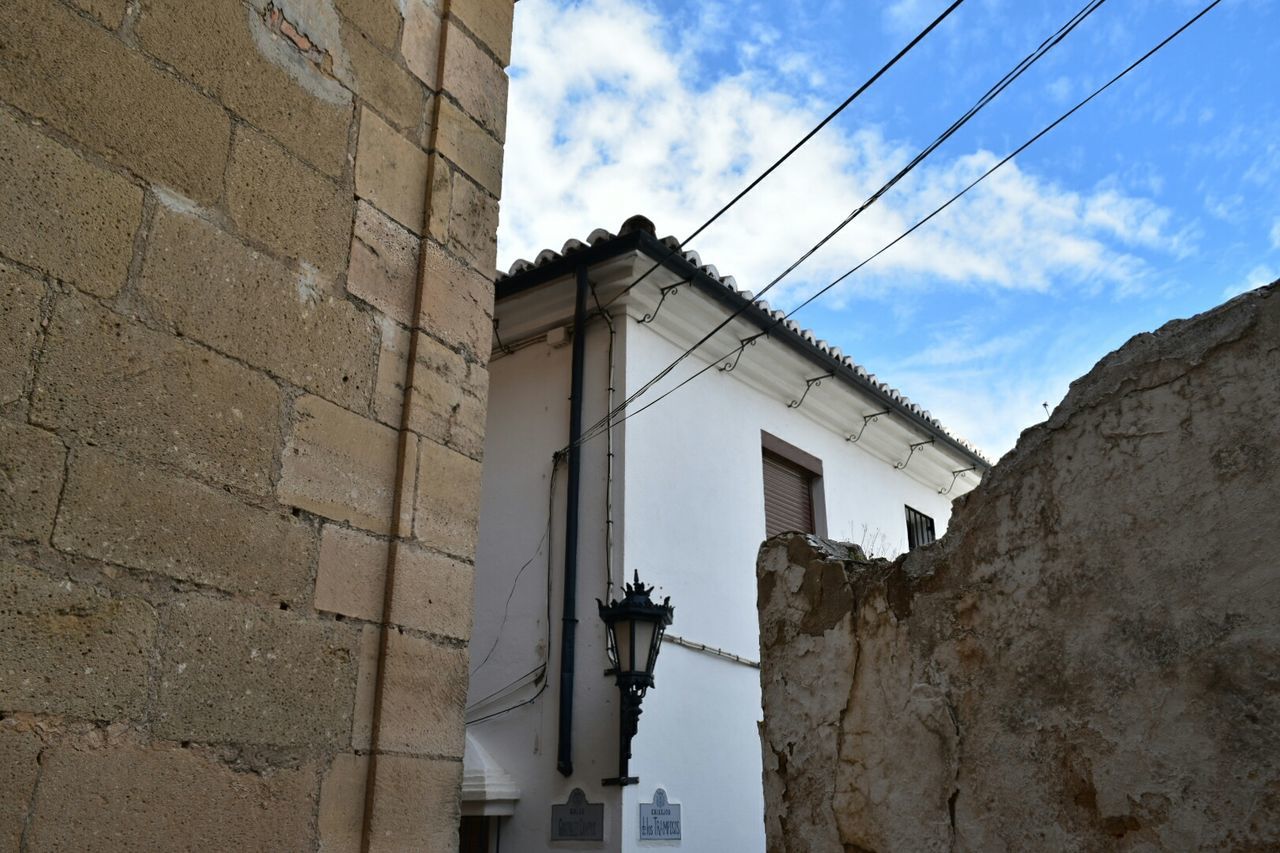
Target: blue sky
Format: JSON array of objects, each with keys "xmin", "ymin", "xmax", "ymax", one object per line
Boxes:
[{"xmin": 496, "ymin": 0, "xmax": 1279, "ymax": 458}]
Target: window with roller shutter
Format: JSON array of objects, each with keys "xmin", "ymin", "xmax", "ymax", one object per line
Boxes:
[{"xmin": 761, "ymin": 432, "xmax": 826, "ymax": 538}]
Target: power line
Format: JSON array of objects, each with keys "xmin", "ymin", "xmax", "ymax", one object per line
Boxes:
[
  {"xmin": 598, "ymin": 0, "xmax": 968, "ymax": 311},
  {"xmin": 594, "ymin": 0, "xmax": 1223, "ymax": 437},
  {"xmin": 576, "ymin": 0, "xmax": 1109, "ymax": 449}
]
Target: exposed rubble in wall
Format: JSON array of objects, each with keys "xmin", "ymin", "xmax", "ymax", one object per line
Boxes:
[{"xmin": 758, "ymin": 281, "xmax": 1280, "ymax": 853}]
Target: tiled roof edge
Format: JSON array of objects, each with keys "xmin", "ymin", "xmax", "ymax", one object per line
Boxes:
[{"xmin": 498, "ymin": 217, "xmax": 992, "ymax": 467}]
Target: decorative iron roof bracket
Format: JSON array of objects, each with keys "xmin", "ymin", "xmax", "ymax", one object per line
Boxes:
[
  {"xmin": 894, "ymin": 438, "xmax": 936, "ymax": 470},
  {"xmin": 718, "ymin": 334, "xmax": 762, "ymax": 373},
  {"xmin": 638, "ymin": 279, "xmax": 689, "ymax": 325},
  {"xmin": 939, "ymin": 465, "xmax": 977, "ymax": 495},
  {"xmin": 787, "ymin": 371, "xmax": 835, "ymax": 410},
  {"xmin": 846, "ymin": 409, "xmax": 891, "ymax": 443}
]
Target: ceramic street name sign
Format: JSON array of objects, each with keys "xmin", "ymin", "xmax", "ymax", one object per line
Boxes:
[
  {"xmin": 639, "ymin": 788, "xmax": 681, "ymax": 841},
  {"xmin": 551, "ymin": 788, "xmax": 604, "ymax": 841}
]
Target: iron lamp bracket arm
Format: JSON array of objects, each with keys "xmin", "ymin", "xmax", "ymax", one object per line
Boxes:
[
  {"xmin": 846, "ymin": 409, "xmax": 891, "ymax": 442},
  {"xmin": 787, "ymin": 371, "xmax": 835, "ymax": 409},
  {"xmin": 894, "ymin": 437, "xmax": 936, "ymax": 470},
  {"xmin": 938, "ymin": 465, "xmax": 977, "ymax": 495}
]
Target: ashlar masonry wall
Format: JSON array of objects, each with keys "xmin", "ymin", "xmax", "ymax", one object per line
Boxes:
[
  {"xmin": 758, "ymin": 282, "xmax": 1280, "ymax": 853},
  {"xmin": 0, "ymin": 0, "xmax": 512, "ymax": 849}
]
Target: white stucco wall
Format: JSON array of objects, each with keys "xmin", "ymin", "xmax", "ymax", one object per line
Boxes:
[
  {"xmin": 469, "ymin": 280, "xmax": 972, "ymax": 852},
  {"xmin": 618, "ymin": 316, "xmax": 956, "ymax": 853},
  {"xmin": 469, "ymin": 319, "xmax": 626, "ymax": 851}
]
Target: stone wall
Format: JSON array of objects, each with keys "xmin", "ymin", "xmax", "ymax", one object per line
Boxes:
[
  {"xmin": 758, "ymin": 282, "xmax": 1280, "ymax": 853},
  {"xmin": 0, "ymin": 0, "xmax": 512, "ymax": 849}
]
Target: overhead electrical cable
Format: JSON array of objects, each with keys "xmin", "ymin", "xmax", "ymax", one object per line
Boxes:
[
  {"xmin": 587, "ymin": 0, "xmax": 1224, "ymax": 437},
  {"xmin": 574, "ymin": 0, "xmax": 1109, "ymax": 449},
  {"xmin": 597, "ymin": 0, "xmax": 968, "ymax": 311}
]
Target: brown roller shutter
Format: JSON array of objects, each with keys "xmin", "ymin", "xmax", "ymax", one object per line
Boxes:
[{"xmin": 763, "ymin": 450, "xmax": 814, "ymax": 537}]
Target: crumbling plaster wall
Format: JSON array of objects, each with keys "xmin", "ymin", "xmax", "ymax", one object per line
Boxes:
[
  {"xmin": 0, "ymin": 0, "xmax": 512, "ymax": 849},
  {"xmin": 758, "ymin": 282, "xmax": 1280, "ymax": 853}
]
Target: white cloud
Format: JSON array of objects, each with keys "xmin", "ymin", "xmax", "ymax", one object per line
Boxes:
[
  {"xmin": 1046, "ymin": 75, "xmax": 1072, "ymax": 102},
  {"xmin": 501, "ymin": 0, "xmax": 1194, "ymax": 310},
  {"xmin": 1222, "ymin": 265, "xmax": 1277, "ymax": 300},
  {"xmin": 884, "ymin": 363, "xmax": 1077, "ymax": 462},
  {"xmin": 878, "ymin": 318, "xmax": 1097, "ymax": 459},
  {"xmin": 1271, "ymin": 218, "xmax": 1280, "ymax": 250},
  {"xmin": 883, "ymin": 0, "xmax": 935, "ymax": 35}
]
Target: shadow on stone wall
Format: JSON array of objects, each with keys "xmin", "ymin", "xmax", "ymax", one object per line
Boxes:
[{"xmin": 758, "ymin": 281, "xmax": 1279, "ymax": 853}]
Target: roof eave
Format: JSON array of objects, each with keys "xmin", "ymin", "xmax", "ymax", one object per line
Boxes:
[{"xmin": 496, "ymin": 232, "xmax": 991, "ymax": 473}]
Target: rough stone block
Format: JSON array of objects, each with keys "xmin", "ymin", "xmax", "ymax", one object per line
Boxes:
[
  {"xmin": 349, "ymin": 201, "xmax": 421, "ymax": 326},
  {"xmin": 135, "ymin": 0, "xmax": 352, "ymax": 178},
  {"xmin": 364, "ymin": 629, "xmax": 467, "ymax": 756},
  {"xmin": 337, "ymin": 0, "xmax": 403, "ymax": 51},
  {"xmin": 0, "ymin": 725, "xmax": 39, "ymax": 850},
  {"xmin": 374, "ymin": 320, "xmax": 411, "ymax": 427},
  {"xmin": 0, "ymin": 113, "xmax": 143, "ymax": 298},
  {"xmin": 410, "ymin": 334, "xmax": 489, "ymax": 460},
  {"xmin": 419, "ymin": 238, "xmax": 494, "ymax": 359},
  {"xmin": 414, "ymin": 439, "xmax": 482, "ymax": 558},
  {"xmin": 319, "ymin": 752, "xmax": 367, "ymax": 853},
  {"xmin": 0, "ymin": 419, "xmax": 65, "ymax": 543},
  {"xmin": 26, "ymin": 743, "xmax": 317, "ymax": 852},
  {"xmin": 402, "ymin": 0, "xmax": 443, "ymax": 89},
  {"xmin": 140, "ymin": 207, "xmax": 377, "ymax": 410},
  {"xmin": 69, "ymin": 0, "xmax": 127, "ymax": 28},
  {"xmin": 446, "ymin": 168, "xmax": 501, "ymax": 275},
  {"xmin": 452, "ymin": 0, "xmax": 514, "ymax": 66},
  {"xmin": 367, "ymin": 755, "xmax": 462, "ymax": 852},
  {"xmin": 356, "ymin": 109, "xmax": 431, "ymax": 235},
  {"xmin": 425, "ymin": 153, "xmax": 453, "ymax": 245},
  {"xmin": 226, "ymin": 127, "xmax": 354, "ymax": 277},
  {"xmin": 0, "ymin": 561, "xmax": 156, "ymax": 721},
  {"xmin": 155, "ymin": 595, "xmax": 358, "ymax": 747},
  {"xmin": 339, "ymin": 22, "xmax": 427, "ymax": 133},
  {"xmin": 31, "ymin": 292, "xmax": 282, "ymax": 495},
  {"xmin": 320, "ymin": 752, "xmax": 463, "ymax": 853},
  {"xmin": 315, "ymin": 524, "xmax": 473, "ymax": 637},
  {"xmin": 55, "ymin": 448, "xmax": 314, "ymax": 603},
  {"xmin": 441, "ymin": 26, "xmax": 508, "ymax": 141},
  {"xmin": 0, "ymin": 265, "xmax": 44, "ymax": 405},
  {"xmin": 434, "ymin": 95, "xmax": 504, "ymax": 198},
  {"xmin": 0, "ymin": 0, "xmax": 230, "ymax": 203},
  {"xmin": 279, "ymin": 395, "xmax": 415, "ymax": 535},
  {"xmin": 425, "ymin": 157, "xmax": 499, "ymax": 276},
  {"xmin": 352, "ymin": 623, "xmax": 380, "ymax": 749}
]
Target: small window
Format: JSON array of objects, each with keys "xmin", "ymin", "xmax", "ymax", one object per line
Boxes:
[
  {"xmin": 761, "ymin": 432, "xmax": 827, "ymax": 538},
  {"xmin": 905, "ymin": 506, "xmax": 936, "ymax": 550}
]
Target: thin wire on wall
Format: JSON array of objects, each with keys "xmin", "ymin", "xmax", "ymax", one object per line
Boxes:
[
  {"xmin": 466, "ymin": 453, "xmax": 562, "ymax": 724},
  {"xmin": 590, "ymin": 283, "xmax": 617, "ymax": 598}
]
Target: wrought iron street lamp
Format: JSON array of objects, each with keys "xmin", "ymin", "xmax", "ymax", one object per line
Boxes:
[{"xmin": 598, "ymin": 571, "xmax": 674, "ymax": 787}]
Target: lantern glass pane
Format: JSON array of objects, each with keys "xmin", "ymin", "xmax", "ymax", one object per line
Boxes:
[
  {"xmin": 615, "ymin": 619, "xmax": 633, "ymax": 674},
  {"xmin": 631, "ymin": 619, "xmax": 657, "ymax": 675}
]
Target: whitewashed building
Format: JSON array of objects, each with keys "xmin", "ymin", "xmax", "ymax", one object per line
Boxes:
[{"xmin": 461, "ymin": 216, "xmax": 988, "ymax": 853}]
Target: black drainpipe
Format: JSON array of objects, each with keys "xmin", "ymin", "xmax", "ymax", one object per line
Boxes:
[{"xmin": 557, "ymin": 265, "xmax": 589, "ymax": 777}]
